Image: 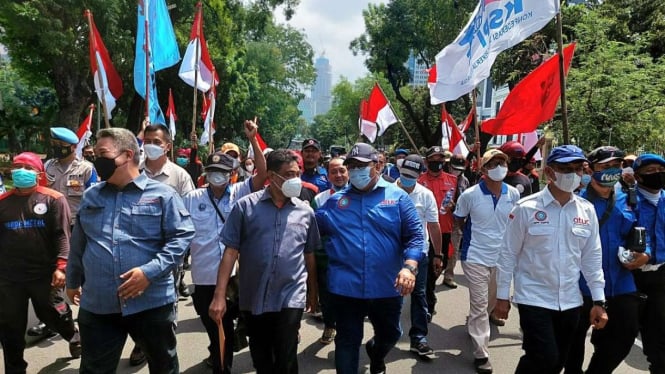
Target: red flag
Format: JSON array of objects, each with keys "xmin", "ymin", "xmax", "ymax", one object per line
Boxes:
[
  {"xmin": 178, "ymin": 2, "xmax": 217, "ymax": 92},
  {"xmin": 359, "ymin": 83, "xmax": 398, "ymax": 142},
  {"xmin": 200, "ymin": 85, "xmax": 216, "ymax": 146},
  {"xmin": 482, "ymin": 43, "xmax": 577, "ymax": 135},
  {"xmin": 167, "ymin": 89, "xmax": 177, "ymax": 137},
  {"xmin": 427, "ymin": 65, "xmax": 437, "ymax": 88},
  {"xmin": 458, "ymin": 105, "xmax": 475, "ymax": 133},
  {"xmin": 441, "ymin": 106, "xmax": 469, "ymax": 157},
  {"xmin": 247, "ymin": 131, "xmax": 269, "ymax": 160},
  {"xmin": 86, "ymin": 10, "xmax": 123, "ymax": 119},
  {"xmin": 75, "ymin": 106, "xmax": 95, "ymax": 159}
]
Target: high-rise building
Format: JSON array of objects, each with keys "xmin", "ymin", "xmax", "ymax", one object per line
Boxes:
[
  {"xmin": 405, "ymin": 52, "xmax": 429, "ymax": 87},
  {"xmin": 312, "ymin": 55, "xmax": 332, "ymax": 116}
]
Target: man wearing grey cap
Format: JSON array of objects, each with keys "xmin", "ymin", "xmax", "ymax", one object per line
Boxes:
[{"xmin": 316, "ymin": 143, "xmax": 425, "ymax": 374}]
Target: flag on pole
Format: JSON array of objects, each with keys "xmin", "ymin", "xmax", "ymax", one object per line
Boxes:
[
  {"xmin": 458, "ymin": 105, "xmax": 475, "ymax": 133},
  {"xmin": 134, "ymin": 0, "xmax": 180, "ymax": 125},
  {"xmin": 179, "ymin": 2, "xmax": 217, "ymax": 92},
  {"xmin": 75, "ymin": 108, "xmax": 95, "ymax": 159},
  {"xmin": 86, "ymin": 10, "xmax": 123, "ymax": 120},
  {"xmin": 481, "ymin": 43, "xmax": 576, "ymax": 135},
  {"xmin": 247, "ymin": 131, "xmax": 268, "ymax": 160},
  {"xmin": 519, "ymin": 131, "xmax": 542, "ymax": 161},
  {"xmin": 358, "ymin": 99, "xmax": 378, "ymax": 143},
  {"xmin": 441, "ymin": 106, "xmax": 469, "ymax": 157},
  {"xmin": 359, "ymin": 83, "xmax": 399, "ymax": 142},
  {"xmin": 167, "ymin": 88, "xmax": 177, "ymax": 137},
  {"xmin": 200, "ymin": 86, "xmax": 216, "ymax": 146},
  {"xmin": 429, "ymin": 0, "xmax": 560, "ymax": 104}
]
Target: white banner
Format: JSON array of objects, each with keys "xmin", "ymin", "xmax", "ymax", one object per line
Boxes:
[{"xmin": 430, "ymin": 0, "xmax": 559, "ymax": 104}]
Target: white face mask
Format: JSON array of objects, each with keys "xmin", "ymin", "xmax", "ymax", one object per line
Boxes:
[
  {"xmin": 246, "ymin": 164, "xmax": 255, "ymax": 172},
  {"xmin": 207, "ymin": 172, "xmax": 230, "ymax": 187},
  {"xmin": 280, "ymin": 177, "xmax": 302, "ymax": 198},
  {"xmin": 487, "ymin": 165, "xmax": 508, "ymax": 181},
  {"xmin": 143, "ymin": 144, "xmax": 165, "ymax": 160},
  {"xmin": 553, "ymin": 171, "xmax": 582, "ymax": 193}
]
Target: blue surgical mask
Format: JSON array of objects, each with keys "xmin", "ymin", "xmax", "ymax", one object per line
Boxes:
[
  {"xmin": 580, "ymin": 174, "xmax": 592, "ymax": 187},
  {"xmin": 176, "ymin": 157, "xmax": 188, "ymax": 167},
  {"xmin": 592, "ymin": 167, "xmax": 621, "ymax": 187},
  {"xmin": 349, "ymin": 166, "xmax": 373, "ymax": 190},
  {"xmin": 11, "ymin": 168, "xmax": 38, "ymax": 188},
  {"xmin": 400, "ymin": 176, "xmax": 417, "ymax": 188}
]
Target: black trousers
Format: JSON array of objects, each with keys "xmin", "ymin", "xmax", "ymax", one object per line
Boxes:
[
  {"xmin": 634, "ymin": 267, "xmax": 665, "ymax": 374},
  {"xmin": 426, "ymin": 232, "xmax": 451, "ymax": 314},
  {"xmin": 565, "ymin": 294, "xmax": 642, "ymax": 374},
  {"xmin": 192, "ymin": 285, "xmax": 238, "ymax": 374},
  {"xmin": 0, "ymin": 277, "xmax": 77, "ymax": 374},
  {"xmin": 243, "ymin": 308, "xmax": 303, "ymax": 374},
  {"xmin": 516, "ymin": 304, "xmax": 581, "ymax": 374}
]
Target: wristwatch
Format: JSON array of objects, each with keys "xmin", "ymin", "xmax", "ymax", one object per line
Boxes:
[
  {"xmin": 402, "ymin": 263, "xmax": 418, "ymax": 276},
  {"xmin": 593, "ymin": 300, "xmax": 608, "ymax": 310}
]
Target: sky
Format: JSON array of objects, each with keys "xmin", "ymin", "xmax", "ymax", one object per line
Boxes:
[{"xmin": 274, "ymin": 0, "xmax": 387, "ymax": 85}]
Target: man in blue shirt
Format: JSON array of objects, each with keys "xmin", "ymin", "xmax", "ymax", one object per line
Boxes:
[
  {"xmin": 66, "ymin": 128, "xmax": 195, "ymax": 374},
  {"xmin": 632, "ymin": 153, "xmax": 665, "ymax": 374},
  {"xmin": 301, "ymin": 138, "xmax": 331, "ymax": 192},
  {"xmin": 316, "ymin": 142, "xmax": 425, "ymax": 374}
]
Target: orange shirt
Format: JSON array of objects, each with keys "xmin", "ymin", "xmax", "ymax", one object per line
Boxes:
[{"xmin": 418, "ymin": 171, "xmax": 458, "ymax": 233}]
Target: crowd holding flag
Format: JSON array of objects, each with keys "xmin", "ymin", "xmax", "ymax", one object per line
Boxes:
[
  {"xmin": 85, "ymin": 10, "xmax": 123, "ymax": 127},
  {"xmin": 482, "ymin": 43, "xmax": 576, "ymax": 135},
  {"xmin": 429, "ymin": 0, "xmax": 560, "ymax": 104},
  {"xmin": 178, "ymin": 2, "xmax": 217, "ymax": 93},
  {"xmin": 75, "ymin": 104, "xmax": 95, "ymax": 159},
  {"xmin": 133, "ymin": 0, "xmax": 180, "ymax": 126}
]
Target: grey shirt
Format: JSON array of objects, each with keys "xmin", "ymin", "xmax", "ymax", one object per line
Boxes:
[{"xmin": 221, "ymin": 188, "xmax": 321, "ymax": 315}]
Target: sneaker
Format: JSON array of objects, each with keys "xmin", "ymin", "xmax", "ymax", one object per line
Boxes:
[
  {"xmin": 320, "ymin": 327, "xmax": 336, "ymax": 345},
  {"xmin": 129, "ymin": 345, "xmax": 146, "ymax": 366},
  {"xmin": 474, "ymin": 357, "xmax": 493, "ymax": 374},
  {"xmin": 410, "ymin": 342, "xmax": 434, "ymax": 357},
  {"xmin": 366, "ymin": 340, "xmax": 386, "ymax": 374},
  {"xmin": 443, "ymin": 278, "xmax": 458, "ymax": 289},
  {"xmin": 489, "ymin": 315, "xmax": 506, "ymax": 327},
  {"xmin": 68, "ymin": 337, "xmax": 82, "ymax": 359}
]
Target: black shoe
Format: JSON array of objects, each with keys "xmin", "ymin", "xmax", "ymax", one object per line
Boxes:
[
  {"xmin": 179, "ymin": 282, "xmax": 191, "ymax": 298},
  {"xmin": 27, "ymin": 322, "xmax": 56, "ymax": 338},
  {"xmin": 204, "ymin": 356, "xmax": 213, "ymax": 368},
  {"xmin": 129, "ymin": 345, "xmax": 146, "ymax": 366},
  {"xmin": 366, "ymin": 340, "xmax": 386, "ymax": 374},
  {"xmin": 410, "ymin": 342, "xmax": 434, "ymax": 357},
  {"xmin": 474, "ymin": 358, "xmax": 493, "ymax": 374}
]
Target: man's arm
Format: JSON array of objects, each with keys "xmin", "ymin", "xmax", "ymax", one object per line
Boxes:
[
  {"xmin": 305, "ymin": 252, "xmax": 318, "ymax": 312},
  {"xmin": 66, "ymin": 213, "xmax": 86, "ymax": 305},
  {"xmin": 246, "ymin": 119, "xmax": 268, "ymax": 191},
  {"xmin": 209, "ymin": 247, "xmax": 239, "ymax": 324},
  {"xmin": 494, "ymin": 205, "xmax": 526, "ymax": 319}
]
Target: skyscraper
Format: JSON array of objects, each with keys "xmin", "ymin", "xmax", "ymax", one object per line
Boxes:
[
  {"xmin": 312, "ymin": 54, "xmax": 332, "ymax": 116},
  {"xmin": 405, "ymin": 51, "xmax": 429, "ymax": 87}
]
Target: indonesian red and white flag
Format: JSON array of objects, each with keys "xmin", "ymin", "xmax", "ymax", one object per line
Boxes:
[
  {"xmin": 86, "ymin": 10, "xmax": 123, "ymax": 119},
  {"xmin": 247, "ymin": 131, "xmax": 268, "ymax": 160},
  {"xmin": 75, "ymin": 107, "xmax": 94, "ymax": 159},
  {"xmin": 359, "ymin": 83, "xmax": 398, "ymax": 142},
  {"xmin": 200, "ymin": 86, "xmax": 216, "ymax": 146},
  {"xmin": 441, "ymin": 106, "xmax": 469, "ymax": 157},
  {"xmin": 429, "ymin": 0, "xmax": 559, "ymax": 104},
  {"xmin": 179, "ymin": 2, "xmax": 217, "ymax": 92},
  {"xmin": 458, "ymin": 105, "xmax": 475, "ymax": 133},
  {"xmin": 166, "ymin": 88, "xmax": 177, "ymax": 137}
]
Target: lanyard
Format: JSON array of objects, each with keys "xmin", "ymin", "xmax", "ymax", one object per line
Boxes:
[{"xmin": 206, "ymin": 187, "xmax": 226, "ymax": 223}]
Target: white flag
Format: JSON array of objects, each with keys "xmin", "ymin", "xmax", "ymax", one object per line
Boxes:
[{"xmin": 430, "ymin": 0, "xmax": 559, "ymax": 104}]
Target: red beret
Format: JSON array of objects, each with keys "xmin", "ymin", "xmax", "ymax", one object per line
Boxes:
[{"xmin": 12, "ymin": 152, "xmax": 44, "ymax": 173}]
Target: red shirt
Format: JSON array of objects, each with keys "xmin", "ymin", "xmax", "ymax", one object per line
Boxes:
[{"xmin": 418, "ymin": 171, "xmax": 458, "ymax": 233}]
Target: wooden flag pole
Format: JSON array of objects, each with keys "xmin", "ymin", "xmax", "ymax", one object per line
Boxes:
[
  {"xmin": 217, "ymin": 321, "xmax": 225, "ymax": 368},
  {"xmin": 472, "ymin": 89, "xmax": 481, "ymax": 163},
  {"xmin": 85, "ymin": 10, "xmax": 111, "ymax": 129},
  {"xmin": 556, "ymin": 11, "xmax": 570, "ymax": 144},
  {"xmin": 190, "ymin": 3, "xmax": 202, "ymax": 139}
]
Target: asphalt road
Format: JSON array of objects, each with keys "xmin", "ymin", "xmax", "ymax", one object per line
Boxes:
[{"xmin": 3, "ymin": 265, "xmax": 650, "ymax": 373}]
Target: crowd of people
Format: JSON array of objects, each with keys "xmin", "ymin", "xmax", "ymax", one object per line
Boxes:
[{"xmin": 1, "ymin": 123, "xmax": 665, "ymax": 374}]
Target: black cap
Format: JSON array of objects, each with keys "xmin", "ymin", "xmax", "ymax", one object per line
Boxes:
[
  {"xmin": 344, "ymin": 143, "xmax": 378, "ymax": 164},
  {"xmin": 301, "ymin": 138, "xmax": 321, "ymax": 151},
  {"xmin": 587, "ymin": 146, "xmax": 625, "ymax": 165},
  {"xmin": 205, "ymin": 152, "xmax": 239, "ymax": 172},
  {"xmin": 399, "ymin": 154, "xmax": 424, "ymax": 179},
  {"xmin": 450, "ymin": 155, "xmax": 467, "ymax": 171}
]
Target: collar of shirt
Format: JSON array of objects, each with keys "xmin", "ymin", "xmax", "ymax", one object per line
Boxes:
[
  {"xmin": 142, "ymin": 159, "xmax": 174, "ymax": 178},
  {"xmin": 101, "ymin": 173, "xmax": 149, "ymax": 192},
  {"xmin": 541, "ymin": 185, "xmax": 579, "ymax": 208},
  {"xmin": 259, "ymin": 186, "xmax": 298, "ymax": 206}
]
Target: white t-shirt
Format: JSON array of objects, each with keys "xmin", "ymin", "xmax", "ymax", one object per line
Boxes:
[
  {"xmin": 397, "ymin": 180, "xmax": 439, "ymax": 251},
  {"xmin": 454, "ymin": 180, "xmax": 520, "ymax": 267}
]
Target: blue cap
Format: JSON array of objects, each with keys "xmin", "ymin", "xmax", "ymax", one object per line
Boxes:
[
  {"xmin": 546, "ymin": 145, "xmax": 588, "ymax": 164},
  {"xmin": 394, "ymin": 148, "xmax": 409, "ymax": 156},
  {"xmin": 633, "ymin": 153, "xmax": 665, "ymax": 172},
  {"xmin": 50, "ymin": 127, "xmax": 79, "ymax": 144}
]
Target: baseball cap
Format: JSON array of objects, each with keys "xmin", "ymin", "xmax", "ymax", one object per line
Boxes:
[
  {"xmin": 546, "ymin": 145, "xmax": 588, "ymax": 164},
  {"xmin": 426, "ymin": 146, "xmax": 452, "ymax": 160},
  {"xmin": 479, "ymin": 149, "xmax": 509, "ymax": 169},
  {"xmin": 220, "ymin": 143, "xmax": 240, "ymax": 156},
  {"xmin": 624, "ymin": 154, "xmax": 637, "ymax": 162},
  {"xmin": 12, "ymin": 152, "xmax": 44, "ymax": 172},
  {"xmin": 205, "ymin": 152, "xmax": 239, "ymax": 172},
  {"xmin": 587, "ymin": 146, "xmax": 625, "ymax": 164},
  {"xmin": 399, "ymin": 154, "xmax": 424, "ymax": 179},
  {"xmin": 450, "ymin": 154, "xmax": 467, "ymax": 171},
  {"xmin": 50, "ymin": 127, "xmax": 79, "ymax": 145},
  {"xmin": 633, "ymin": 154, "xmax": 665, "ymax": 172},
  {"xmin": 394, "ymin": 148, "xmax": 409, "ymax": 156},
  {"xmin": 344, "ymin": 143, "xmax": 378, "ymax": 164},
  {"xmin": 301, "ymin": 138, "xmax": 321, "ymax": 151}
]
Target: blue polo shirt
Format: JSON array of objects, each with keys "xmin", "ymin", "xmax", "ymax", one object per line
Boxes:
[
  {"xmin": 301, "ymin": 166, "xmax": 331, "ymax": 193},
  {"xmin": 316, "ymin": 178, "xmax": 425, "ymax": 299}
]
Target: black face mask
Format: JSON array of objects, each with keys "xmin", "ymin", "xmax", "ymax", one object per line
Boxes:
[
  {"xmin": 638, "ymin": 171, "xmax": 665, "ymax": 190},
  {"xmin": 93, "ymin": 155, "xmax": 121, "ymax": 181},
  {"xmin": 52, "ymin": 145, "xmax": 73, "ymax": 158},
  {"xmin": 508, "ymin": 159, "xmax": 523, "ymax": 173},
  {"xmin": 428, "ymin": 161, "xmax": 444, "ymax": 172},
  {"xmin": 84, "ymin": 155, "xmax": 95, "ymax": 163}
]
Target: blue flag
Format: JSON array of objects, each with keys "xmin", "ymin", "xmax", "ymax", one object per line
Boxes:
[{"xmin": 134, "ymin": 0, "xmax": 180, "ymax": 125}]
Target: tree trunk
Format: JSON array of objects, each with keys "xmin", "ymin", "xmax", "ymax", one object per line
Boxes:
[{"xmin": 52, "ymin": 65, "xmax": 92, "ymax": 130}]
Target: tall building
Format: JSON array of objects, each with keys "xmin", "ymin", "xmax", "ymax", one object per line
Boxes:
[
  {"xmin": 405, "ymin": 51, "xmax": 429, "ymax": 87},
  {"xmin": 312, "ymin": 55, "xmax": 332, "ymax": 116}
]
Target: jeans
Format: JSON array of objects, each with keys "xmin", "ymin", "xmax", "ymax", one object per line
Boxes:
[
  {"xmin": 516, "ymin": 304, "xmax": 580, "ymax": 374},
  {"xmin": 78, "ymin": 304, "xmax": 178, "ymax": 374},
  {"xmin": 426, "ymin": 233, "xmax": 451, "ymax": 314},
  {"xmin": 633, "ymin": 267, "xmax": 665, "ymax": 374},
  {"xmin": 0, "ymin": 277, "xmax": 77, "ymax": 374},
  {"xmin": 565, "ymin": 294, "xmax": 642, "ymax": 374},
  {"xmin": 331, "ymin": 293, "xmax": 403, "ymax": 374},
  {"xmin": 409, "ymin": 256, "xmax": 429, "ymax": 344},
  {"xmin": 242, "ymin": 308, "xmax": 303, "ymax": 374},
  {"xmin": 192, "ymin": 285, "xmax": 238, "ymax": 374}
]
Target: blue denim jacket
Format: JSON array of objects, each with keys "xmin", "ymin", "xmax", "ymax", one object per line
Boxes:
[{"xmin": 66, "ymin": 173, "xmax": 195, "ymax": 315}]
